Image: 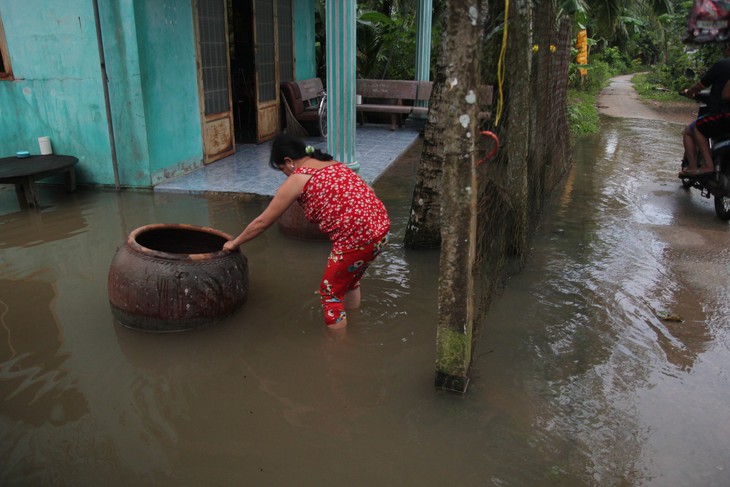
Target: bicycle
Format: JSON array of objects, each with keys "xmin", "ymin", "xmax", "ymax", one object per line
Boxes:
[{"xmin": 317, "ymin": 90, "xmax": 327, "ymax": 138}]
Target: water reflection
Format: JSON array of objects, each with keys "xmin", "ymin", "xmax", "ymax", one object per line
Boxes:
[
  {"xmin": 474, "ymin": 117, "xmax": 730, "ymax": 485},
  {"xmin": 0, "ymin": 195, "xmax": 88, "ymax": 249},
  {"xmin": 0, "ymin": 279, "xmax": 88, "ymax": 426},
  {"xmin": 1, "ymin": 119, "xmax": 729, "ymax": 485}
]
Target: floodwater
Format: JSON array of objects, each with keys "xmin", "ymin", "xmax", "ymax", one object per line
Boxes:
[{"xmin": 1, "ymin": 116, "xmax": 729, "ymax": 486}]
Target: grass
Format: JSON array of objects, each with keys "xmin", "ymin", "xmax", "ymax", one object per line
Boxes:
[
  {"xmin": 567, "ymin": 71, "xmax": 692, "ymax": 136},
  {"xmin": 567, "ymin": 89, "xmax": 600, "ymax": 136},
  {"xmin": 631, "ymin": 72, "xmax": 687, "ymax": 103}
]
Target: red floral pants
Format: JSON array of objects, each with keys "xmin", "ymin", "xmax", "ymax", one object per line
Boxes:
[{"xmin": 319, "ymin": 234, "xmax": 389, "ymax": 326}]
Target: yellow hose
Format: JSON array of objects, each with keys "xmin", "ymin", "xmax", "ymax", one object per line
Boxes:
[{"xmin": 494, "ymin": 0, "xmax": 509, "ymax": 127}]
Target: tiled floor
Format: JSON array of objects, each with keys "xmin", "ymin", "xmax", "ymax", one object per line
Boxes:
[{"xmin": 154, "ymin": 121, "xmax": 424, "ymax": 197}]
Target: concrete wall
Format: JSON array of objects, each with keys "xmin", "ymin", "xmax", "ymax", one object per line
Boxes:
[
  {"xmin": 96, "ymin": 0, "xmax": 203, "ymax": 187},
  {"xmin": 0, "ymin": 0, "xmax": 116, "ymax": 185},
  {"xmin": 294, "ymin": 0, "xmax": 316, "ymax": 80},
  {"xmin": 0, "ymin": 0, "xmax": 203, "ymax": 188},
  {"xmin": 132, "ymin": 0, "xmax": 202, "ymax": 185},
  {"xmin": 98, "ymin": 0, "xmax": 150, "ymax": 187},
  {"xmin": 0, "ymin": 0, "xmax": 316, "ymax": 187}
]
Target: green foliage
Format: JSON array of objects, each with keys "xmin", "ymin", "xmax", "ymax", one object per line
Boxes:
[
  {"xmin": 644, "ymin": 64, "xmax": 693, "ymax": 93},
  {"xmin": 633, "ymin": 29, "xmax": 661, "ymax": 65},
  {"xmin": 641, "ymin": 42, "xmax": 726, "ymax": 94},
  {"xmin": 565, "ymin": 27, "xmax": 636, "ymax": 136},
  {"xmin": 356, "ymin": 9, "xmax": 418, "ymax": 79},
  {"xmin": 632, "ymin": 72, "xmax": 687, "ymax": 101},
  {"xmin": 567, "ymin": 90, "xmax": 600, "ymax": 135},
  {"xmin": 316, "ymin": 0, "xmax": 444, "ymax": 81},
  {"xmin": 568, "ymin": 27, "xmax": 624, "ymax": 89},
  {"xmin": 569, "ymin": 59, "xmax": 614, "ymax": 91},
  {"xmin": 599, "ymin": 46, "xmax": 632, "ymax": 72}
]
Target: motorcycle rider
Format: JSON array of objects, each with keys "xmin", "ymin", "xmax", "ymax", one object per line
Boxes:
[{"xmin": 681, "ymin": 43, "xmax": 730, "ymax": 177}]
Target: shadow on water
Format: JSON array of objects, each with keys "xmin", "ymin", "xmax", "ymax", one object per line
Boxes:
[{"xmin": 1, "ymin": 117, "xmax": 729, "ymax": 485}]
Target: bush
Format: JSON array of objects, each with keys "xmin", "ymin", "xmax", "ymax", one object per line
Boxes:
[
  {"xmin": 583, "ymin": 60, "xmax": 613, "ymax": 92},
  {"xmin": 567, "ymin": 90, "xmax": 600, "ymax": 135},
  {"xmin": 599, "ymin": 46, "xmax": 630, "ymax": 73},
  {"xmin": 647, "ymin": 43, "xmax": 725, "ymax": 94},
  {"xmin": 567, "ymin": 59, "xmax": 613, "ymax": 136},
  {"xmin": 632, "ymin": 72, "xmax": 688, "ymax": 101}
]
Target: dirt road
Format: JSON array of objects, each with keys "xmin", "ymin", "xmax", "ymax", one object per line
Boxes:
[{"xmin": 596, "ymin": 73, "xmax": 696, "ymax": 125}]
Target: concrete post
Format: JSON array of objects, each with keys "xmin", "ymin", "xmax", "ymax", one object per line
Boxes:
[
  {"xmin": 325, "ymin": 0, "xmax": 358, "ymax": 171},
  {"xmin": 415, "ymin": 0, "xmax": 433, "ymax": 113}
]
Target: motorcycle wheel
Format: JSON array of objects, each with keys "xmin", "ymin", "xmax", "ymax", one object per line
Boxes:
[{"xmin": 714, "ymin": 194, "xmax": 730, "ymax": 220}]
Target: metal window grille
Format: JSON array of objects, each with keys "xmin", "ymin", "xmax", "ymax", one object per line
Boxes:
[
  {"xmin": 277, "ymin": 0, "xmax": 293, "ymax": 83},
  {"xmin": 197, "ymin": 0, "xmax": 230, "ymax": 114},
  {"xmin": 255, "ymin": 0, "xmax": 276, "ymax": 102}
]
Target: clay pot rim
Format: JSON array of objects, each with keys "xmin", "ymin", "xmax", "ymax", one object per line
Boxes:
[{"xmin": 127, "ymin": 223, "xmax": 234, "ymax": 262}]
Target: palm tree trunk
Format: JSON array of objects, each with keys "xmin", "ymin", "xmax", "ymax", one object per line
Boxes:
[{"xmin": 431, "ymin": 0, "xmax": 488, "ymax": 391}]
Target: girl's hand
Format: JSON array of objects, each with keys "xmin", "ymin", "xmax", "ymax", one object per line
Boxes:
[{"xmin": 222, "ymin": 240, "xmax": 239, "ymax": 252}]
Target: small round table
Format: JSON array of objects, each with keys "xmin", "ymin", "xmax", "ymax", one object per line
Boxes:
[{"xmin": 0, "ymin": 155, "xmax": 79, "ymax": 207}]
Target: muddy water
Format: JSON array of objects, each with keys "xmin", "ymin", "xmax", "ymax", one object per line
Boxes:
[{"xmin": 1, "ymin": 116, "xmax": 729, "ymax": 486}]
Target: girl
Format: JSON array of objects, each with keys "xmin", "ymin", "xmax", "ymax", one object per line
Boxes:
[{"xmin": 223, "ymin": 134, "xmax": 390, "ymax": 329}]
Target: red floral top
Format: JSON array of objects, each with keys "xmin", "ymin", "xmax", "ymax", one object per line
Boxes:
[{"xmin": 294, "ymin": 163, "xmax": 390, "ymax": 251}]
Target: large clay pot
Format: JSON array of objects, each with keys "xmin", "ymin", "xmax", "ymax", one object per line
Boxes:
[
  {"xmin": 108, "ymin": 224, "xmax": 248, "ymax": 332},
  {"xmin": 277, "ymin": 203, "xmax": 329, "ymax": 241}
]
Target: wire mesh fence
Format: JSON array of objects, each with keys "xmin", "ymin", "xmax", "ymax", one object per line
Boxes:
[{"xmin": 473, "ymin": 1, "xmax": 573, "ymax": 323}]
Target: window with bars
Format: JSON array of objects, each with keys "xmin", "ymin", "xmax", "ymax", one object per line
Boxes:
[
  {"xmin": 254, "ymin": 0, "xmax": 293, "ymax": 101},
  {"xmin": 0, "ymin": 15, "xmax": 12, "ymax": 80},
  {"xmin": 254, "ymin": 0, "xmax": 276, "ymax": 103},
  {"xmin": 277, "ymin": 0, "xmax": 293, "ymax": 83},
  {"xmin": 197, "ymin": 0, "xmax": 230, "ymax": 115}
]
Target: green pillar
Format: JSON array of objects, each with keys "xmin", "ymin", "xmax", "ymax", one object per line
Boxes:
[
  {"xmin": 325, "ymin": 0, "xmax": 358, "ymax": 171},
  {"xmin": 415, "ymin": 0, "xmax": 433, "ymax": 111}
]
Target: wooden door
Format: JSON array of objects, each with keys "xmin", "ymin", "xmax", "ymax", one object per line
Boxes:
[
  {"xmin": 252, "ymin": 0, "xmax": 279, "ymax": 143},
  {"xmin": 194, "ymin": 0, "xmax": 235, "ymax": 163}
]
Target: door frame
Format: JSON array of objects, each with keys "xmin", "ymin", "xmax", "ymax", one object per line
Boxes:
[{"xmin": 193, "ymin": 0, "xmax": 236, "ymax": 164}]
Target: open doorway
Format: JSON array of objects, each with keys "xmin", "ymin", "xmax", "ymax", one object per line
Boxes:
[{"xmin": 227, "ymin": 0, "xmax": 294, "ymax": 145}]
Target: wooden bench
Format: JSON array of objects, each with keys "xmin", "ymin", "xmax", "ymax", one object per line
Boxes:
[
  {"xmin": 411, "ymin": 82, "xmax": 493, "ymax": 120},
  {"xmin": 281, "ymin": 78, "xmax": 493, "ymax": 133},
  {"xmin": 356, "ymin": 79, "xmax": 420, "ymax": 130},
  {"xmin": 280, "ymin": 77, "xmax": 324, "ymax": 137},
  {"xmin": 0, "ymin": 154, "xmax": 79, "ymax": 208},
  {"xmin": 356, "ymin": 80, "xmax": 493, "ymax": 129},
  {"xmin": 411, "ymin": 81, "xmax": 433, "ymax": 117}
]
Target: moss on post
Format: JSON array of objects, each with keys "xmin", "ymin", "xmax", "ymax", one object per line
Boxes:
[{"xmin": 435, "ymin": 327, "xmax": 473, "ymax": 375}]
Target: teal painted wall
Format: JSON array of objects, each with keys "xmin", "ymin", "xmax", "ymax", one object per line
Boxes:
[
  {"xmin": 0, "ymin": 0, "xmax": 203, "ymax": 188},
  {"xmin": 0, "ymin": 0, "xmax": 116, "ymax": 185},
  {"xmin": 294, "ymin": 0, "xmax": 316, "ymax": 80},
  {"xmin": 99, "ymin": 0, "xmax": 151, "ymax": 187},
  {"xmin": 133, "ymin": 0, "xmax": 202, "ymax": 184},
  {"xmin": 0, "ymin": 0, "xmax": 313, "ymax": 187},
  {"xmin": 99, "ymin": 0, "xmax": 203, "ymax": 187}
]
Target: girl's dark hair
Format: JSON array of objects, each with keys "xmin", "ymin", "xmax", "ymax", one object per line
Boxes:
[{"xmin": 269, "ymin": 134, "xmax": 333, "ymax": 169}]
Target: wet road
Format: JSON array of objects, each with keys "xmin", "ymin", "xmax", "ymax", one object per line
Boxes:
[
  {"xmin": 478, "ymin": 115, "xmax": 730, "ymax": 485},
  {"xmin": 1, "ymin": 112, "xmax": 729, "ymax": 485}
]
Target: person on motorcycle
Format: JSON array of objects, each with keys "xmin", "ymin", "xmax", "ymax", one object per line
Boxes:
[{"xmin": 681, "ymin": 43, "xmax": 730, "ymax": 177}]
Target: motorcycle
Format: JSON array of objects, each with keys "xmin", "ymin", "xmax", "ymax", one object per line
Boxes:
[{"xmin": 679, "ymin": 90, "xmax": 730, "ymax": 220}]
